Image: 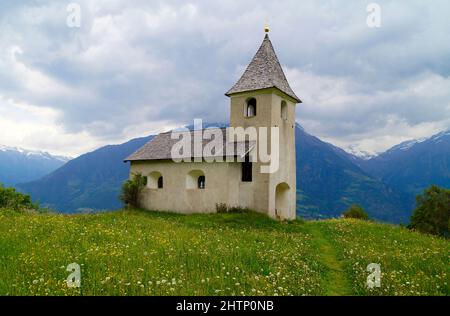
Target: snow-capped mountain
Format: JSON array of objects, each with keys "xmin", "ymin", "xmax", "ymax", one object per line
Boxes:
[
  {"xmin": 358, "ymin": 128, "xmax": 450, "ymax": 202},
  {"xmin": 385, "ymin": 138, "xmax": 426, "ymax": 153},
  {"xmin": 429, "ymin": 129, "xmax": 450, "ymax": 143},
  {"xmin": 0, "ymin": 145, "xmax": 71, "ymax": 162},
  {"xmin": 384, "ymin": 130, "xmax": 450, "ymax": 154},
  {"xmin": 0, "ymin": 145, "xmax": 71, "ymax": 186},
  {"xmin": 344, "ymin": 145, "xmax": 377, "ymax": 160}
]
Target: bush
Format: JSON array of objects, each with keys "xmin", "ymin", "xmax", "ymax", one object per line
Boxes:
[
  {"xmin": 343, "ymin": 205, "xmax": 369, "ymax": 220},
  {"xmin": 119, "ymin": 173, "xmax": 147, "ymax": 208},
  {"xmin": 228, "ymin": 206, "xmax": 252, "ymax": 213},
  {"xmin": 215, "ymin": 203, "xmax": 252, "ymax": 214},
  {"xmin": 215, "ymin": 203, "xmax": 228, "ymax": 213},
  {"xmin": 0, "ymin": 184, "xmax": 38, "ymax": 211},
  {"xmin": 408, "ymin": 185, "xmax": 450, "ymax": 237}
]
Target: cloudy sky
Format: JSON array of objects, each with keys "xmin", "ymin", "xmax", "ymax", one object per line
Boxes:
[{"xmin": 0, "ymin": 0, "xmax": 449, "ymax": 157}]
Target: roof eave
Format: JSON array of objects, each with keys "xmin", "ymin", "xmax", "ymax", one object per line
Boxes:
[
  {"xmin": 125, "ymin": 155, "xmax": 250, "ymax": 163},
  {"xmin": 225, "ymin": 86, "xmax": 301, "ymax": 104}
]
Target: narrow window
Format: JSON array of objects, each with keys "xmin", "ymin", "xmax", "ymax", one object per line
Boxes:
[
  {"xmin": 157, "ymin": 176, "xmax": 163, "ymax": 189},
  {"xmin": 198, "ymin": 176, "xmax": 206, "ymax": 189},
  {"xmin": 281, "ymin": 100, "xmax": 288, "ymax": 120},
  {"xmin": 245, "ymin": 98, "xmax": 257, "ymax": 117},
  {"xmin": 242, "ymin": 155, "xmax": 252, "ymax": 182}
]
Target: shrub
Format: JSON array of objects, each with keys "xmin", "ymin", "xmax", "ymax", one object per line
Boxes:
[
  {"xmin": 0, "ymin": 184, "xmax": 38, "ymax": 212},
  {"xmin": 119, "ymin": 173, "xmax": 147, "ymax": 209},
  {"xmin": 215, "ymin": 203, "xmax": 252, "ymax": 214},
  {"xmin": 228, "ymin": 206, "xmax": 252, "ymax": 213},
  {"xmin": 408, "ymin": 185, "xmax": 450, "ymax": 237},
  {"xmin": 215, "ymin": 203, "xmax": 228, "ymax": 213},
  {"xmin": 342, "ymin": 205, "xmax": 369, "ymax": 220}
]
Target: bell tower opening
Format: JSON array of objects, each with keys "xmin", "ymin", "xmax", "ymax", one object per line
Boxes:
[{"xmin": 245, "ymin": 98, "xmax": 257, "ymax": 117}]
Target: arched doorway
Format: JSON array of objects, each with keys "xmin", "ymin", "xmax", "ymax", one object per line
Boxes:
[{"xmin": 275, "ymin": 182, "xmax": 290, "ymax": 219}]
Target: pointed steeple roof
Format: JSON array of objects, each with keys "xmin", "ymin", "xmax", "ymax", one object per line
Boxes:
[{"xmin": 226, "ymin": 34, "xmax": 301, "ymax": 103}]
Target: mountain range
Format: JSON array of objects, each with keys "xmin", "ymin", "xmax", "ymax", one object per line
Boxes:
[
  {"xmin": 0, "ymin": 146, "xmax": 70, "ymax": 186},
  {"xmin": 357, "ymin": 130, "xmax": 450, "ymax": 201},
  {"xmin": 17, "ymin": 136, "xmax": 153, "ymax": 212},
  {"xmin": 295, "ymin": 125, "xmax": 409, "ymax": 222},
  {"xmin": 10, "ymin": 125, "xmax": 450, "ymax": 223}
]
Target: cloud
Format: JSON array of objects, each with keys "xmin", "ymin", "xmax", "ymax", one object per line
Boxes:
[{"xmin": 0, "ymin": 0, "xmax": 449, "ymax": 156}]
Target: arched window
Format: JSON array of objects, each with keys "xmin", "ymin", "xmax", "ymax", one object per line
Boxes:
[
  {"xmin": 198, "ymin": 176, "xmax": 206, "ymax": 189},
  {"xmin": 186, "ymin": 170, "xmax": 205, "ymax": 190},
  {"xmin": 148, "ymin": 171, "xmax": 163, "ymax": 189},
  {"xmin": 245, "ymin": 98, "xmax": 257, "ymax": 117},
  {"xmin": 281, "ymin": 100, "xmax": 288, "ymax": 120}
]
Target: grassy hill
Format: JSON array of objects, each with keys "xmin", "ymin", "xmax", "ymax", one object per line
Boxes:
[{"xmin": 0, "ymin": 210, "xmax": 448, "ymax": 296}]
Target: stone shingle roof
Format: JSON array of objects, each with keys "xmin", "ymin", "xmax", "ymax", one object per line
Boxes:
[
  {"xmin": 226, "ymin": 34, "xmax": 301, "ymax": 103},
  {"xmin": 124, "ymin": 128, "xmax": 256, "ymax": 162}
]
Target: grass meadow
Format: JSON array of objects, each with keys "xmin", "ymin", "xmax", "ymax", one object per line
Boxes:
[{"xmin": 0, "ymin": 209, "xmax": 448, "ymax": 296}]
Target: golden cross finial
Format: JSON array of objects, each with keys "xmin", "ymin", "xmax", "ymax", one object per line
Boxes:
[{"xmin": 264, "ymin": 24, "xmax": 270, "ymax": 33}]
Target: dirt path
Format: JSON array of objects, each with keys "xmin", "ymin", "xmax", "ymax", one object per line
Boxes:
[{"xmin": 307, "ymin": 224, "xmax": 351, "ymax": 296}]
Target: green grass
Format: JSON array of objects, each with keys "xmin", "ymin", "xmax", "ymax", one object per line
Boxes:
[
  {"xmin": 317, "ymin": 219, "xmax": 449, "ymax": 296},
  {"xmin": 0, "ymin": 210, "xmax": 448, "ymax": 296},
  {"xmin": 304, "ymin": 224, "xmax": 351, "ymax": 295}
]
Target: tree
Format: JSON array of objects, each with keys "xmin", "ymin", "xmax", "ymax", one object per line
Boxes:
[
  {"xmin": 343, "ymin": 204, "xmax": 369, "ymax": 220},
  {"xmin": 0, "ymin": 183, "xmax": 38, "ymax": 211},
  {"xmin": 119, "ymin": 173, "xmax": 147, "ymax": 209},
  {"xmin": 409, "ymin": 185, "xmax": 450, "ymax": 237}
]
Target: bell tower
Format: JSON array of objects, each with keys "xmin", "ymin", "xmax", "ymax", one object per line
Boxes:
[{"xmin": 225, "ymin": 28, "xmax": 301, "ymax": 220}]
